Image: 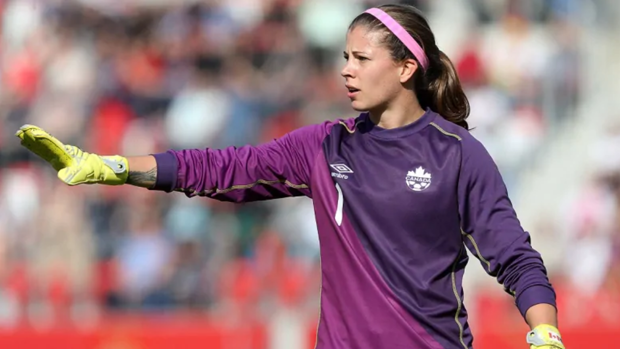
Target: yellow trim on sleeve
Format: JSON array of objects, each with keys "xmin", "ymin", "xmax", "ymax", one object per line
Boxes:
[
  {"xmin": 451, "ymin": 246, "xmax": 468, "ymax": 349},
  {"xmin": 429, "ymin": 122, "xmax": 462, "ymax": 141},
  {"xmin": 461, "ymin": 229, "xmax": 492, "ymax": 274},
  {"xmin": 177, "ymin": 179, "xmax": 309, "ymax": 196}
]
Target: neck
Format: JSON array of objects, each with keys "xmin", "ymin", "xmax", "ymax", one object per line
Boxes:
[{"xmin": 368, "ymin": 98, "xmax": 426, "ymax": 130}]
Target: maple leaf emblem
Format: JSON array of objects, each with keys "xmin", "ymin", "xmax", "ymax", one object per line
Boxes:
[{"xmin": 407, "ymin": 167, "xmax": 431, "ymax": 179}]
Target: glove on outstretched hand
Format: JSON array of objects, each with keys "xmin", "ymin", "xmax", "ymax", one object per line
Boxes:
[{"xmin": 15, "ymin": 124, "xmax": 128, "ymax": 186}]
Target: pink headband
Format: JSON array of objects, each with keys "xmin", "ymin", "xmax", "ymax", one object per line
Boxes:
[{"xmin": 364, "ymin": 8, "xmax": 429, "ymax": 70}]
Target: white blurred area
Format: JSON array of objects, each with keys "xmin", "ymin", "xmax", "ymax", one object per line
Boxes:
[{"xmin": 1, "ymin": 0, "xmax": 620, "ymax": 348}]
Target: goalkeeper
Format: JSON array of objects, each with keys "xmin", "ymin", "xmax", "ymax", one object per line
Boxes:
[{"xmin": 16, "ymin": 4, "xmax": 564, "ymax": 349}]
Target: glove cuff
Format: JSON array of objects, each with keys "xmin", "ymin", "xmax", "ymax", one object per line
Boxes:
[
  {"xmin": 100, "ymin": 155, "xmax": 129, "ymax": 185},
  {"xmin": 527, "ymin": 324, "xmax": 564, "ymax": 348}
]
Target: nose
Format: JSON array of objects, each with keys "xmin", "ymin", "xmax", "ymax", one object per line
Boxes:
[{"xmin": 341, "ymin": 60, "xmax": 354, "ymax": 79}]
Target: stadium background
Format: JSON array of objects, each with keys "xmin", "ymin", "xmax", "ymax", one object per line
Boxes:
[{"xmin": 1, "ymin": 0, "xmax": 619, "ymax": 348}]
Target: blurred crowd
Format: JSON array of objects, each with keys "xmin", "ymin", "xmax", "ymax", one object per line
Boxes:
[
  {"xmin": 554, "ymin": 124, "xmax": 620, "ymax": 326},
  {"xmin": 0, "ymin": 0, "xmax": 614, "ymax": 331}
]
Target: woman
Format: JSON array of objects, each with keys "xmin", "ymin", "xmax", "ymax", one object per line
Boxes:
[{"xmin": 16, "ymin": 4, "xmax": 564, "ymax": 349}]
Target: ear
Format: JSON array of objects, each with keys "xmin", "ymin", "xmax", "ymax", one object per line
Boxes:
[{"xmin": 399, "ymin": 58, "xmax": 419, "ymax": 84}]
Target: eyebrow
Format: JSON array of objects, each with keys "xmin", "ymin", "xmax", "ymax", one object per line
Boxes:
[{"xmin": 343, "ymin": 50, "xmax": 367, "ymax": 55}]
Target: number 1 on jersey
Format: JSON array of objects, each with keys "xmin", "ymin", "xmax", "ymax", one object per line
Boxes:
[{"xmin": 335, "ymin": 183, "xmax": 343, "ymax": 226}]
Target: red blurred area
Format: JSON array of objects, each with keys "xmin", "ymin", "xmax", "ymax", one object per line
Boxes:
[
  {"xmin": 473, "ymin": 282, "xmax": 620, "ymax": 349},
  {"xmin": 0, "ymin": 315, "xmax": 267, "ymax": 349},
  {"xmin": 302, "ymin": 283, "xmax": 620, "ymax": 349},
  {"xmin": 0, "ymin": 281, "xmax": 619, "ymax": 348}
]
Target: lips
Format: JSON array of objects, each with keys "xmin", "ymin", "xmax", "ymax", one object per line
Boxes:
[{"xmin": 346, "ymin": 85, "xmax": 360, "ymax": 98}]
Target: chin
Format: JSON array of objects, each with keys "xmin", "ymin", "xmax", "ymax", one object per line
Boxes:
[{"xmin": 350, "ymin": 101, "xmax": 370, "ymax": 112}]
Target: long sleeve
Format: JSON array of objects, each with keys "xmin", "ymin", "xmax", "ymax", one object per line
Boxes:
[
  {"xmin": 457, "ymin": 135, "xmax": 556, "ymax": 319},
  {"xmin": 149, "ymin": 122, "xmax": 332, "ymax": 202}
]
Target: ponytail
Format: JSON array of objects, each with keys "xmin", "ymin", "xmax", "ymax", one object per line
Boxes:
[{"xmin": 418, "ymin": 51, "xmax": 470, "ymax": 130}]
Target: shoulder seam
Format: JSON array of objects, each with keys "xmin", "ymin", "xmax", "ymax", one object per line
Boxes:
[{"xmin": 429, "ymin": 122, "xmax": 462, "ymax": 141}]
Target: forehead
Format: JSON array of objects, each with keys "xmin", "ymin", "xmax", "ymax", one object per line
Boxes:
[{"xmin": 346, "ymin": 25, "xmax": 387, "ymax": 51}]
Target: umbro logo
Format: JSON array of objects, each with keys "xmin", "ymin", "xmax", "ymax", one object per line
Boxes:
[
  {"xmin": 330, "ymin": 164, "xmax": 353, "ymax": 173},
  {"xmin": 330, "ymin": 164, "xmax": 353, "ymax": 180}
]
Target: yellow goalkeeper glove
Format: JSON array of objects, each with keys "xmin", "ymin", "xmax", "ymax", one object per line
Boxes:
[
  {"xmin": 15, "ymin": 124, "xmax": 128, "ymax": 186},
  {"xmin": 527, "ymin": 324, "xmax": 565, "ymax": 349}
]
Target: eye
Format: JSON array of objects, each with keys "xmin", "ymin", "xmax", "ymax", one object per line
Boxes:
[
  {"xmin": 343, "ymin": 54, "xmax": 349, "ymax": 61},
  {"xmin": 357, "ymin": 56, "xmax": 368, "ymax": 61}
]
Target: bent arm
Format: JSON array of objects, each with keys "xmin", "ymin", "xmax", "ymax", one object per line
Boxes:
[
  {"xmin": 457, "ymin": 136, "xmax": 557, "ymax": 323},
  {"xmin": 526, "ymin": 303, "xmax": 558, "ymax": 329}
]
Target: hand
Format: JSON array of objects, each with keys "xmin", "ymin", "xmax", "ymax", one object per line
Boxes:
[
  {"xmin": 527, "ymin": 324, "xmax": 565, "ymax": 349},
  {"xmin": 15, "ymin": 124, "xmax": 128, "ymax": 186}
]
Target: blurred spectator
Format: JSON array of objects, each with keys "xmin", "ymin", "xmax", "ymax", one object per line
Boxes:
[{"xmin": 107, "ymin": 199, "xmax": 173, "ymax": 310}]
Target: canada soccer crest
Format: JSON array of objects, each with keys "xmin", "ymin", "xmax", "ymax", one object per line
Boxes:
[{"xmin": 406, "ymin": 167, "xmax": 432, "ymax": 192}]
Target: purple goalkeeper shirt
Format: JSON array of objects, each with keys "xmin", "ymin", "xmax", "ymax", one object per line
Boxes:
[{"xmin": 151, "ymin": 109, "xmax": 556, "ymax": 349}]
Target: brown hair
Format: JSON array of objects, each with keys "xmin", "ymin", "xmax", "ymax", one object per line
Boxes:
[{"xmin": 349, "ymin": 4, "xmax": 470, "ymax": 129}]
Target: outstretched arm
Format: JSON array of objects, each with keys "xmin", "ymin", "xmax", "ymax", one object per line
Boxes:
[
  {"xmin": 147, "ymin": 132, "xmax": 320, "ymax": 202},
  {"xmin": 16, "ymin": 122, "xmax": 333, "ymax": 202},
  {"xmin": 125, "ymin": 156, "xmax": 158, "ymax": 189}
]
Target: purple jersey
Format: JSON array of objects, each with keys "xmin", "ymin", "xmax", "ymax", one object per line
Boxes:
[{"xmin": 152, "ymin": 109, "xmax": 556, "ymax": 349}]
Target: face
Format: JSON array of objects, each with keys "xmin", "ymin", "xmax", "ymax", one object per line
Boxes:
[{"xmin": 341, "ymin": 25, "xmax": 409, "ymax": 112}]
